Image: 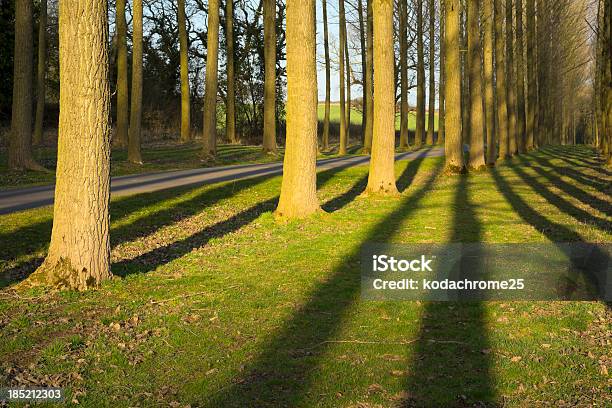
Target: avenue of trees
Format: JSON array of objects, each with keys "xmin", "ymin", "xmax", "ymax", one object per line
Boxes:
[{"xmin": 2, "ymin": 0, "xmax": 611, "ymax": 289}]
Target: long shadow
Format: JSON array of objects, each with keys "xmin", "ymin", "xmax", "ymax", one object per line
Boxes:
[
  {"xmin": 510, "ymin": 158, "xmax": 611, "ymax": 232},
  {"xmin": 515, "ymin": 156, "xmax": 611, "ymax": 217},
  {"xmin": 203, "ymin": 160, "xmax": 444, "ymax": 407},
  {"xmin": 529, "ymin": 153, "xmax": 610, "ymax": 191},
  {"xmin": 403, "ymin": 173, "xmax": 494, "ymax": 406},
  {"xmin": 396, "ymin": 148, "xmax": 434, "ymax": 192},
  {"xmin": 544, "ymin": 146, "xmax": 607, "ymax": 167},
  {"xmin": 540, "ymin": 148, "xmax": 612, "ymax": 177}
]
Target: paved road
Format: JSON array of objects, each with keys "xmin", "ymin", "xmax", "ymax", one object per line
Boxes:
[{"xmin": 0, "ymin": 147, "xmax": 444, "ymax": 215}]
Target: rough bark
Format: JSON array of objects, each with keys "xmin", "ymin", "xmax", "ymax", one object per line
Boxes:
[
  {"xmin": 483, "ymin": 0, "xmax": 495, "ymax": 165},
  {"xmin": 263, "ymin": 0, "xmax": 277, "ymax": 153},
  {"xmin": 23, "ymin": 0, "xmax": 112, "ymax": 290},
  {"xmin": 178, "ymin": 0, "xmax": 191, "ymax": 143},
  {"xmin": 339, "ymin": 0, "xmax": 348, "ymax": 155},
  {"xmin": 515, "ymin": 0, "xmax": 526, "ymax": 153},
  {"xmin": 9, "ymin": 0, "xmax": 42, "ymax": 171},
  {"xmin": 226, "ymin": 0, "xmax": 237, "ymax": 144},
  {"xmin": 322, "ymin": 0, "xmax": 331, "ymax": 150},
  {"xmin": 506, "ymin": 0, "xmax": 517, "ymax": 155},
  {"xmin": 525, "ymin": 0, "xmax": 536, "ymax": 150},
  {"xmin": 444, "ymin": 0, "xmax": 464, "ymax": 172},
  {"xmin": 415, "ymin": 0, "xmax": 426, "ymax": 147},
  {"xmin": 115, "ymin": 0, "xmax": 128, "ymax": 148},
  {"xmin": 437, "ymin": 0, "xmax": 445, "ymax": 145},
  {"xmin": 399, "ymin": 0, "xmax": 409, "ymax": 149},
  {"xmin": 365, "ymin": 0, "xmax": 399, "ymax": 195},
  {"xmin": 203, "ymin": 0, "xmax": 220, "ymax": 156},
  {"xmin": 467, "ymin": 0, "xmax": 485, "ymax": 169},
  {"xmin": 33, "ymin": 0, "xmax": 47, "ymax": 146},
  {"xmin": 128, "ymin": 0, "xmax": 143, "ymax": 164},
  {"xmin": 426, "ymin": 0, "xmax": 436, "ymax": 145},
  {"xmin": 495, "ymin": 0, "xmax": 509, "ymax": 158},
  {"xmin": 364, "ymin": 0, "xmax": 374, "ymax": 153},
  {"xmin": 275, "ymin": 0, "xmax": 320, "ymax": 219}
]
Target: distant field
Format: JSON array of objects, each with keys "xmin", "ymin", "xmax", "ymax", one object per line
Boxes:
[{"xmin": 317, "ymin": 103, "xmax": 439, "ymax": 132}]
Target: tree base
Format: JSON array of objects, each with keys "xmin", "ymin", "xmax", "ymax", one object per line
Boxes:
[
  {"xmin": 467, "ymin": 163, "xmax": 488, "ymax": 172},
  {"xmin": 444, "ymin": 164, "xmax": 467, "ymax": 175},
  {"xmin": 16, "ymin": 257, "xmax": 110, "ymax": 291},
  {"xmin": 273, "ymin": 206, "xmax": 323, "ymax": 222},
  {"xmin": 361, "ymin": 183, "xmax": 400, "ymax": 198}
]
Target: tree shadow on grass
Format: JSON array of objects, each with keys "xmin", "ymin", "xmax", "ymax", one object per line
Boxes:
[
  {"xmin": 402, "ymin": 172, "xmax": 494, "ymax": 407},
  {"xmin": 543, "ymin": 146, "xmax": 607, "ymax": 167},
  {"xmin": 529, "ymin": 152, "xmax": 610, "ymax": 191},
  {"xmin": 540, "ymin": 147, "xmax": 612, "ymax": 177},
  {"xmin": 202, "ymin": 161, "xmax": 444, "ymax": 407},
  {"xmin": 510, "ymin": 157, "xmax": 611, "ymax": 232}
]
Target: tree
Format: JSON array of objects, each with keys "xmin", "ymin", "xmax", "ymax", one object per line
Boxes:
[
  {"xmin": 444, "ymin": 0, "xmax": 464, "ymax": 172},
  {"xmin": 226, "ymin": 0, "xmax": 237, "ymax": 144},
  {"xmin": 506, "ymin": 0, "xmax": 517, "ymax": 155},
  {"xmin": 364, "ymin": 0, "xmax": 399, "ymax": 195},
  {"xmin": 358, "ymin": 0, "xmax": 367, "ymax": 141},
  {"xmin": 322, "ymin": 0, "xmax": 331, "ymax": 151},
  {"xmin": 415, "ymin": 0, "xmax": 426, "ymax": 147},
  {"xmin": 263, "ymin": 0, "xmax": 277, "ymax": 153},
  {"xmin": 23, "ymin": 0, "xmax": 112, "ymax": 290},
  {"xmin": 345, "ymin": 35, "xmax": 351, "ymax": 145},
  {"xmin": 426, "ymin": 0, "xmax": 436, "ymax": 145},
  {"xmin": 515, "ymin": 0, "xmax": 526, "ymax": 153},
  {"xmin": 9, "ymin": 0, "xmax": 43, "ymax": 171},
  {"xmin": 525, "ymin": 0, "xmax": 536, "ymax": 150},
  {"xmin": 178, "ymin": 0, "xmax": 191, "ymax": 143},
  {"xmin": 483, "ymin": 0, "xmax": 495, "ymax": 165},
  {"xmin": 115, "ymin": 0, "xmax": 128, "ymax": 148},
  {"xmin": 364, "ymin": 0, "xmax": 374, "ymax": 153},
  {"xmin": 128, "ymin": 0, "xmax": 143, "ymax": 164},
  {"xmin": 275, "ymin": 0, "xmax": 320, "ymax": 219},
  {"xmin": 467, "ymin": 0, "xmax": 485, "ymax": 169},
  {"xmin": 33, "ymin": 0, "xmax": 47, "ymax": 146},
  {"xmin": 399, "ymin": 0, "xmax": 409, "ymax": 149},
  {"xmin": 437, "ymin": 0, "xmax": 445, "ymax": 145},
  {"xmin": 495, "ymin": 0, "xmax": 509, "ymax": 158},
  {"xmin": 339, "ymin": 0, "xmax": 348, "ymax": 155},
  {"xmin": 203, "ymin": 0, "xmax": 220, "ymax": 157}
]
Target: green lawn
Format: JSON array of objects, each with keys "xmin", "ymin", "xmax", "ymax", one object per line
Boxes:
[
  {"xmin": 0, "ymin": 146, "xmax": 610, "ymax": 406},
  {"xmin": 317, "ymin": 103, "xmax": 439, "ymax": 132}
]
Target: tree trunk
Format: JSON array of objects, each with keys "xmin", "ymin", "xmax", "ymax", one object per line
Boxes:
[
  {"xmin": 275, "ymin": 0, "xmax": 320, "ymax": 219},
  {"xmin": 339, "ymin": 0, "xmax": 348, "ymax": 155},
  {"xmin": 24, "ymin": 0, "xmax": 112, "ymax": 290},
  {"xmin": 467, "ymin": 0, "xmax": 485, "ymax": 169},
  {"xmin": 128, "ymin": 0, "xmax": 143, "ymax": 164},
  {"xmin": 33, "ymin": 0, "xmax": 47, "ymax": 146},
  {"xmin": 263, "ymin": 0, "xmax": 277, "ymax": 153},
  {"xmin": 437, "ymin": 0, "xmax": 445, "ymax": 145},
  {"xmin": 506, "ymin": 0, "xmax": 517, "ymax": 155},
  {"xmin": 345, "ymin": 34, "xmax": 351, "ymax": 146},
  {"xmin": 226, "ymin": 0, "xmax": 237, "ymax": 144},
  {"xmin": 322, "ymin": 0, "xmax": 331, "ymax": 151},
  {"xmin": 444, "ymin": 0, "xmax": 464, "ymax": 172},
  {"xmin": 399, "ymin": 0, "xmax": 409, "ymax": 149},
  {"xmin": 9, "ymin": 0, "xmax": 42, "ymax": 171},
  {"xmin": 426, "ymin": 0, "xmax": 436, "ymax": 145},
  {"xmin": 358, "ymin": 0, "xmax": 367, "ymax": 143},
  {"xmin": 416, "ymin": 0, "xmax": 426, "ymax": 147},
  {"xmin": 525, "ymin": 0, "xmax": 536, "ymax": 150},
  {"xmin": 483, "ymin": 0, "xmax": 495, "ymax": 165},
  {"xmin": 203, "ymin": 0, "xmax": 220, "ymax": 156},
  {"xmin": 495, "ymin": 0, "xmax": 508, "ymax": 158},
  {"xmin": 115, "ymin": 0, "xmax": 128, "ymax": 148},
  {"xmin": 515, "ymin": 0, "xmax": 526, "ymax": 153},
  {"xmin": 178, "ymin": 0, "xmax": 191, "ymax": 143},
  {"xmin": 364, "ymin": 0, "xmax": 374, "ymax": 153},
  {"xmin": 365, "ymin": 0, "xmax": 399, "ymax": 195}
]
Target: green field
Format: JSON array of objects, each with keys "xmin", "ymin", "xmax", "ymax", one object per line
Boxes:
[
  {"xmin": 318, "ymin": 103, "xmax": 439, "ymax": 132},
  {"xmin": 1, "ymin": 146, "xmax": 610, "ymax": 406}
]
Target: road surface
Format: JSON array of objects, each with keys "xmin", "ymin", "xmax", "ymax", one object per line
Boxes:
[{"xmin": 0, "ymin": 147, "xmax": 444, "ymax": 215}]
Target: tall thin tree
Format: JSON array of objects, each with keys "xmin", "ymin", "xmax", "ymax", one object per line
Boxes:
[
  {"xmin": 178, "ymin": 0, "xmax": 191, "ymax": 142},
  {"xmin": 275, "ymin": 0, "xmax": 320, "ymax": 218},
  {"xmin": 322, "ymin": 0, "xmax": 331, "ymax": 151},
  {"xmin": 506, "ymin": 0, "xmax": 517, "ymax": 155},
  {"xmin": 399, "ymin": 0, "xmax": 409, "ymax": 149},
  {"xmin": 226, "ymin": 0, "xmax": 237, "ymax": 144},
  {"xmin": 128, "ymin": 0, "xmax": 143, "ymax": 164},
  {"xmin": 467, "ymin": 0, "xmax": 485, "ymax": 169},
  {"xmin": 365, "ymin": 0, "xmax": 399, "ymax": 195},
  {"xmin": 203, "ymin": 0, "xmax": 220, "ymax": 156},
  {"xmin": 115, "ymin": 0, "xmax": 128, "ymax": 148},
  {"xmin": 364, "ymin": 0, "xmax": 374, "ymax": 153},
  {"xmin": 416, "ymin": 0, "xmax": 426, "ymax": 147},
  {"xmin": 495, "ymin": 0, "xmax": 509, "ymax": 158},
  {"xmin": 339, "ymin": 0, "xmax": 348, "ymax": 155},
  {"xmin": 437, "ymin": 0, "xmax": 445, "ymax": 145},
  {"xmin": 525, "ymin": 0, "xmax": 536, "ymax": 150},
  {"xmin": 515, "ymin": 0, "xmax": 526, "ymax": 153},
  {"xmin": 444, "ymin": 0, "xmax": 464, "ymax": 172},
  {"xmin": 33, "ymin": 0, "xmax": 47, "ymax": 146},
  {"xmin": 24, "ymin": 0, "xmax": 112, "ymax": 289},
  {"xmin": 483, "ymin": 0, "xmax": 495, "ymax": 165},
  {"xmin": 426, "ymin": 0, "xmax": 436, "ymax": 145},
  {"xmin": 263, "ymin": 0, "xmax": 277, "ymax": 153},
  {"xmin": 358, "ymin": 0, "xmax": 367, "ymax": 142}
]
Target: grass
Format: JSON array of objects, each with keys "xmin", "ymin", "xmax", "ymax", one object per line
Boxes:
[
  {"xmin": 0, "ymin": 145, "xmax": 610, "ymax": 407},
  {"xmin": 317, "ymin": 103, "xmax": 439, "ymax": 131}
]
